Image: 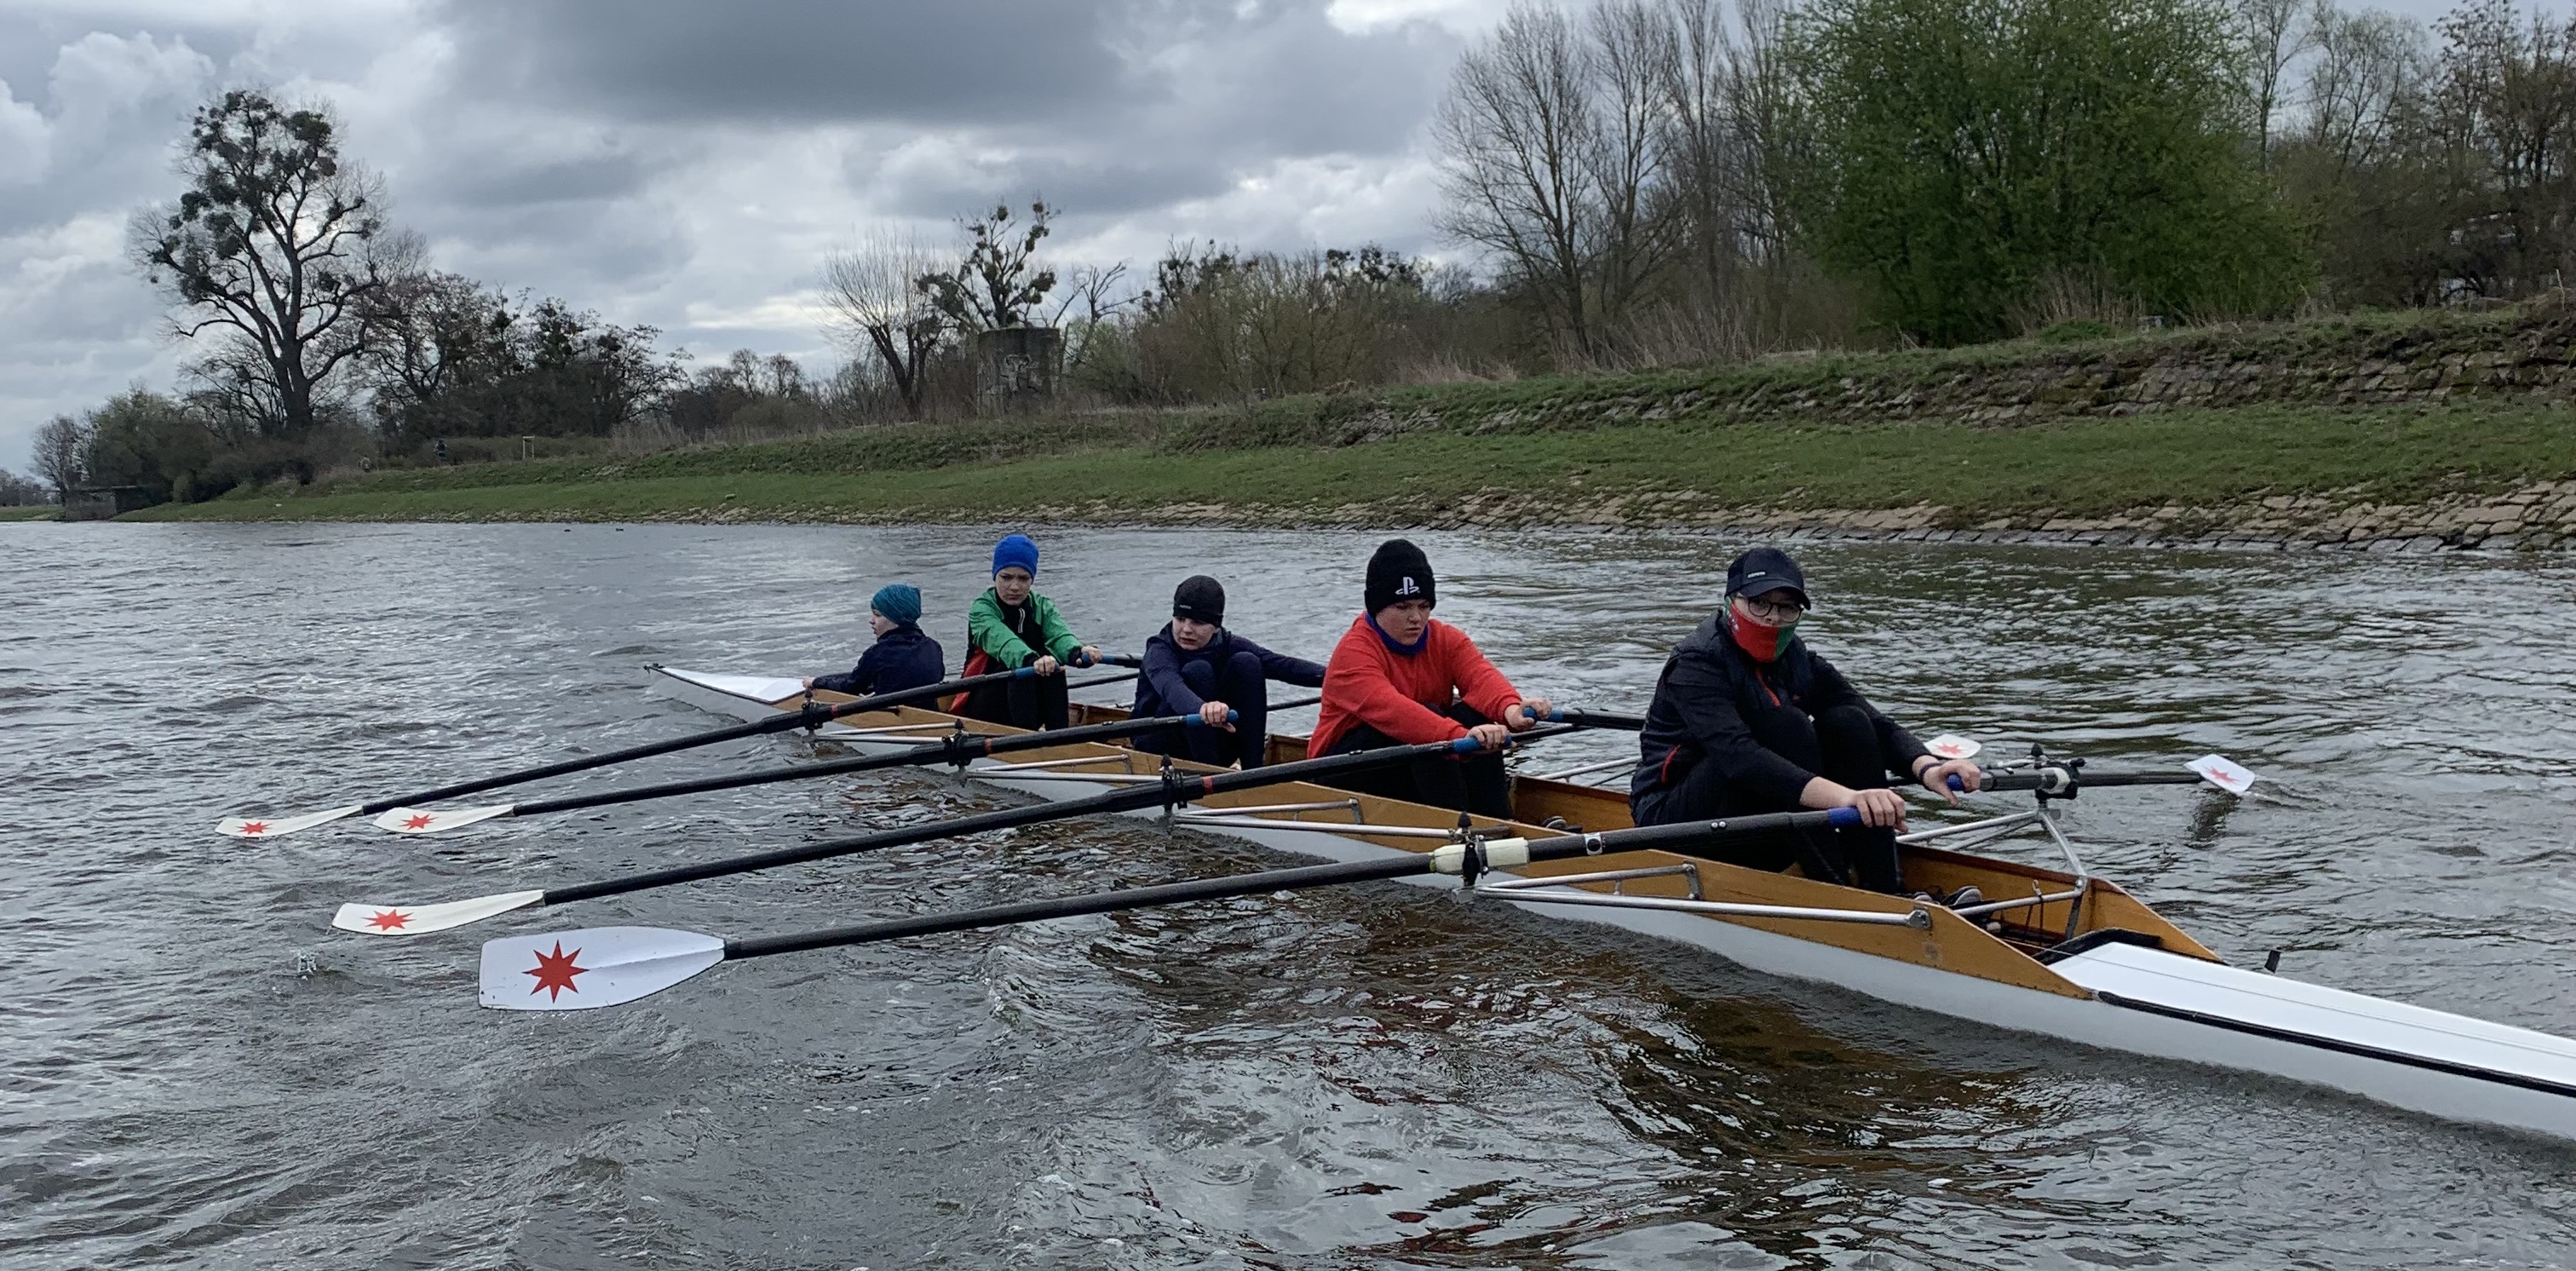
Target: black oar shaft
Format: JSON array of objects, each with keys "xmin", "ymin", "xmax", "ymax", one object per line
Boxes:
[
  {"xmin": 359, "ymin": 667, "xmax": 1076, "ymax": 815},
  {"xmin": 539, "ymin": 731, "xmax": 1545, "ymax": 906},
  {"xmin": 509, "ymin": 710, "xmax": 1225, "ymax": 819},
  {"xmin": 726, "ymin": 833, "xmax": 1596, "ymax": 959},
  {"xmin": 1570, "ymin": 807, "xmax": 1859, "ymax": 854}
]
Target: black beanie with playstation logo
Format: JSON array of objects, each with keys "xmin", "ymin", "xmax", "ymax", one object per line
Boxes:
[{"xmin": 1365, "ymin": 538, "xmax": 1436, "ymax": 613}]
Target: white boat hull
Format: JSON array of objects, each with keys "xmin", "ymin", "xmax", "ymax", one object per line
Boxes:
[{"xmin": 647, "ymin": 664, "xmax": 2576, "ymax": 1143}]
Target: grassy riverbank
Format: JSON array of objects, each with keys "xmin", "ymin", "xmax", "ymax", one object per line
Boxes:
[
  {"xmin": 125, "ymin": 400, "xmax": 2576, "ymax": 530},
  {"xmin": 119, "ymin": 305, "xmax": 2576, "ymax": 542},
  {"xmin": 0, "ymin": 505, "xmax": 59, "ymax": 520}
]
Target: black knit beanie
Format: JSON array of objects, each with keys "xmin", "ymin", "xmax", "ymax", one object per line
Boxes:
[
  {"xmin": 1364, "ymin": 538, "xmax": 1436, "ymax": 613},
  {"xmin": 1171, "ymin": 574, "xmax": 1226, "ymax": 624}
]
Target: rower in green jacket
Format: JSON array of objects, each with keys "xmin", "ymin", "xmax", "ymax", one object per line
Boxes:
[{"xmin": 955, "ymin": 532, "xmax": 1101, "ymax": 730}]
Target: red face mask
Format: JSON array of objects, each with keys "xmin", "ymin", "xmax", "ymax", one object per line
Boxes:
[{"xmin": 1725, "ymin": 604, "xmax": 1799, "ymax": 663}]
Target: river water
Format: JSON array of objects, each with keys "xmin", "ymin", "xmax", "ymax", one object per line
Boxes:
[{"xmin": 5, "ymin": 521, "xmax": 2574, "ymax": 1269}]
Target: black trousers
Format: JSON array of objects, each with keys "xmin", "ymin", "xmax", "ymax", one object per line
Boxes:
[
  {"xmin": 961, "ymin": 669, "xmax": 1069, "ymax": 731},
  {"xmin": 1136, "ymin": 650, "xmax": 1272, "ymax": 768},
  {"xmin": 1634, "ymin": 704, "xmax": 1904, "ymax": 893},
  {"xmin": 1321, "ymin": 704, "xmax": 1510, "ymax": 819}
]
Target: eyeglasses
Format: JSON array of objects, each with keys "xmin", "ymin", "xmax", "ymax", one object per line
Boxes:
[{"xmin": 1736, "ymin": 595, "xmax": 1804, "ymax": 621}]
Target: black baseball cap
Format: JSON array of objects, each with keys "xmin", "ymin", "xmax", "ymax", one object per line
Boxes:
[{"xmin": 1726, "ymin": 547, "xmax": 1809, "ymax": 607}]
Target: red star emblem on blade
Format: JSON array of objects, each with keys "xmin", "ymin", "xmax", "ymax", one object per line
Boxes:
[
  {"xmin": 525, "ymin": 941, "xmax": 587, "ymax": 1001},
  {"xmin": 239, "ymin": 821, "xmax": 269, "ymax": 836},
  {"xmin": 402, "ymin": 814, "xmax": 434, "ymax": 830},
  {"xmin": 365, "ymin": 908, "xmax": 411, "ymax": 931}
]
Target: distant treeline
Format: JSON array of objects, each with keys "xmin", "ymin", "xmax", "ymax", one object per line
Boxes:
[{"xmin": 26, "ymin": 0, "xmax": 2576, "ymax": 511}]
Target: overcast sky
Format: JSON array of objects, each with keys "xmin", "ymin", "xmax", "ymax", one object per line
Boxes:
[
  {"xmin": 0, "ymin": 0, "xmax": 1527, "ymax": 471},
  {"xmin": 0, "ymin": 0, "xmax": 2495, "ymax": 473}
]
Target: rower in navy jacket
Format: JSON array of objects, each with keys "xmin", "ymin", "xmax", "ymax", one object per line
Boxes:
[
  {"xmin": 1629, "ymin": 547, "xmax": 1981, "ymax": 895},
  {"xmin": 802, "ymin": 584, "xmax": 946, "ymax": 698},
  {"xmin": 1133, "ymin": 575, "xmax": 1325, "ymax": 769}
]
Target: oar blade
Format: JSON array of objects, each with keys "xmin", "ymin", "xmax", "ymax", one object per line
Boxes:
[
  {"xmin": 216, "ymin": 804, "xmax": 363, "ymax": 839},
  {"xmin": 331, "ymin": 889, "xmax": 546, "ymax": 937},
  {"xmin": 1924, "ymin": 733, "xmax": 1981, "ymax": 760},
  {"xmin": 2188, "ymin": 754, "xmax": 2259, "ymax": 796},
  {"xmin": 371, "ymin": 804, "xmax": 515, "ymax": 835},
  {"xmin": 479, "ymin": 927, "xmax": 727, "ymax": 1011}
]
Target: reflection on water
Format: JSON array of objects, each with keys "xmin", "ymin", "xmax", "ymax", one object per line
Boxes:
[{"xmin": 5, "ymin": 520, "xmax": 2576, "ymax": 1268}]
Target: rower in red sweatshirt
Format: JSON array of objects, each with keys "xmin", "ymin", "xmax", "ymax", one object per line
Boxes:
[{"xmin": 1308, "ymin": 538, "xmax": 1552, "ymax": 816}]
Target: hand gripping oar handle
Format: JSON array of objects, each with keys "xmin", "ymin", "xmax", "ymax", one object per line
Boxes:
[
  {"xmin": 539, "ymin": 728, "xmax": 1552, "ymax": 906},
  {"xmin": 354, "ymin": 666, "xmax": 1134, "ymax": 815},
  {"xmin": 500, "ymin": 708, "xmax": 1248, "ymax": 820}
]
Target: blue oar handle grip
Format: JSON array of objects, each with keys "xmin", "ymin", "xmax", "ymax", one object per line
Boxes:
[
  {"xmin": 1450, "ymin": 734, "xmax": 1489, "ymax": 754},
  {"xmin": 1182, "ymin": 710, "xmax": 1241, "ymax": 728},
  {"xmin": 1826, "ymin": 806, "xmax": 1862, "ymax": 827},
  {"xmin": 1947, "ymin": 775, "xmax": 1966, "ymax": 792}
]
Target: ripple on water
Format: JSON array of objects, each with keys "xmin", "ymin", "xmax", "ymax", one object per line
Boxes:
[{"xmin": 5, "ymin": 521, "xmax": 2576, "ymax": 1269}]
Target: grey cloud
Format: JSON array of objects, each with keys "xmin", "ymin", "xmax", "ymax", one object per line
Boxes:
[{"xmin": 436, "ymin": 0, "xmax": 1125, "ymax": 126}]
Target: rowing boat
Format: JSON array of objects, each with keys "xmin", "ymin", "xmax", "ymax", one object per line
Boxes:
[{"xmin": 647, "ymin": 664, "xmax": 2576, "ymax": 1143}]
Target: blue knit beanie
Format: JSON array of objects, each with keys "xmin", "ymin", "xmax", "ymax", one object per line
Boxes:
[
  {"xmin": 992, "ymin": 532, "xmax": 1040, "ymax": 578},
  {"xmin": 869, "ymin": 583, "xmax": 922, "ymax": 625}
]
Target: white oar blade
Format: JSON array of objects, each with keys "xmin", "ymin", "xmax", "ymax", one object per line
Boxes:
[
  {"xmin": 371, "ymin": 804, "xmax": 515, "ymax": 835},
  {"xmin": 1924, "ymin": 733, "xmax": 1981, "ymax": 761},
  {"xmin": 331, "ymin": 889, "xmax": 545, "ymax": 937},
  {"xmin": 216, "ymin": 804, "xmax": 363, "ymax": 839},
  {"xmin": 478, "ymin": 926, "xmax": 727, "ymax": 1011},
  {"xmin": 2188, "ymin": 754, "xmax": 2259, "ymax": 796}
]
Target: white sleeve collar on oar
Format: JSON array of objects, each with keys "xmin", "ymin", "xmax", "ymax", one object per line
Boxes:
[{"xmin": 336, "ymin": 728, "xmax": 1552, "ymax": 937}]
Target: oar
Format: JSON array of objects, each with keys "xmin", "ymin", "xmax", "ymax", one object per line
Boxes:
[
  {"xmin": 1533, "ymin": 706, "xmax": 1644, "ymax": 730},
  {"xmin": 367, "ymin": 695, "xmax": 1326, "ymax": 835},
  {"xmin": 334, "ymin": 727, "xmax": 1570, "ymax": 937},
  {"xmin": 476, "ymin": 807, "xmax": 1865, "ymax": 1011},
  {"xmin": 214, "ymin": 666, "xmax": 1139, "ymax": 839},
  {"xmin": 1955, "ymin": 755, "xmax": 2257, "ymax": 797}
]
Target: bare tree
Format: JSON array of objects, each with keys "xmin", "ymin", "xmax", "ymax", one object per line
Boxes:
[
  {"xmin": 1435, "ymin": 2, "xmax": 1688, "ymax": 361},
  {"xmin": 2240, "ymin": 0, "xmax": 2323, "ymax": 164},
  {"xmin": 821, "ymin": 229, "xmax": 945, "ymax": 416},
  {"xmin": 129, "ymin": 89, "xmax": 402, "ymax": 439},
  {"xmin": 2302, "ymin": 2, "xmax": 2424, "ymax": 170},
  {"xmin": 32, "ymin": 415, "xmax": 89, "ymax": 498},
  {"xmin": 1590, "ymin": 0, "xmax": 1683, "ymax": 325},
  {"xmin": 2422, "ymin": 0, "xmax": 2576, "ymax": 294},
  {"xmin": 1436, "ymin": 3, "xmax": 1604, "ymax": 354}
]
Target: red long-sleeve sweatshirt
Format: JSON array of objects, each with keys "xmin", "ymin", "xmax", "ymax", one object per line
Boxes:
[{"xmin": 1308, "ymin": 615, "xmax": 1524, "ymax": 756}]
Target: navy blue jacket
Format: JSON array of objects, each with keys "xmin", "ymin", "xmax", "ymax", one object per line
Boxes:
[
  {"xmin": 1630, "ymin": 613, "xmax": 1929, "ymax": 809},
  {"xmin": 1133, "ymin": 625, "xmax": 1325, "ymax": 716},
  {"xmin": 813, "ymin": 624, "xmax": 946, "ymax": 698}
]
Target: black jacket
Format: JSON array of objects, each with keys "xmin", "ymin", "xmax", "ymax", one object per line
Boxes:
[
  {"xmin": 1132, "ymin": 625, "xmax": 1325, "ymax": 716},
  {"xmin": 1630, "ymin": 613, "xmax": 1929, "ymax": 810},
  {"xmin": 813, "ymin": 624, "xmax": 946, "ymax": 698}
]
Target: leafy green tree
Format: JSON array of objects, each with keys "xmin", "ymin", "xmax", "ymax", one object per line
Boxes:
[{"xmin": 1785, "ymin": 0, "xmax": 2310, "ymax": 342}]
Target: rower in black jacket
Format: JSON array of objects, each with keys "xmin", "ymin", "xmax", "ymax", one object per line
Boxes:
[
  {"xmin": 1133, "ymin": 575, "xmax": 1325, "ymax": 769},
  {"xmin": 804, "ymin": 584, "xmax": 946, "ymax": 698},
  {"xmin": 1630, "ymin": 547, "xmax": 1982, "ymax": 894}
]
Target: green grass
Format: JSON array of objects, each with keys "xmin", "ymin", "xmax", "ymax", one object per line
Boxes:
[
  {"xmin": 0, "ymin": 505, "xmax": 59, "ymax": 520},
  {"xmin": 125, "ymin": 401, "xmax": 2576, "ymax": 526}
]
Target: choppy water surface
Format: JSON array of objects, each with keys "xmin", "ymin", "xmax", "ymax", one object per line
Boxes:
[{"xmin": 6, "ymin": 521, "xmax": 2576, "ymax": 1268}]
